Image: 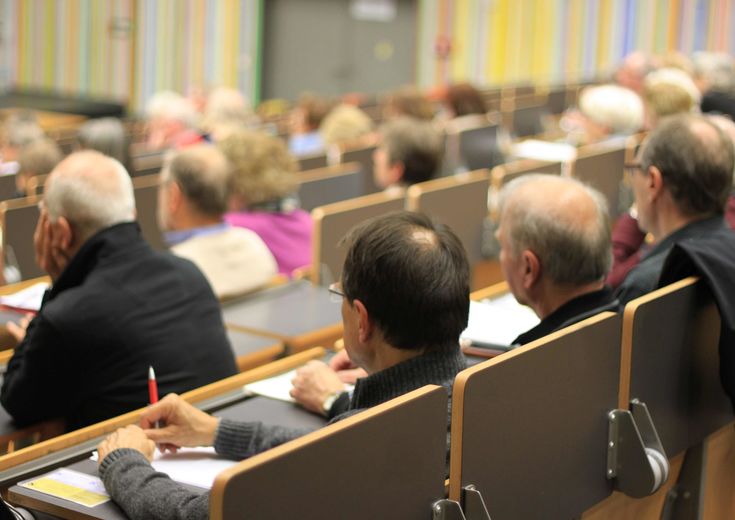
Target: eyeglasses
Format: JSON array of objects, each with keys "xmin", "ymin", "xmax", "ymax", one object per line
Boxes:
[
  {"xmin": 624, "ymin": 162, "xmax": 644, "ymax": 176},
  {"xmin": 328, "ymin": 282, "xmax": 345, "ymax": 303}
]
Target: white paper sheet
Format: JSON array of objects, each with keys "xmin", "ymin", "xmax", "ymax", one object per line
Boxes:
[
  {"xmin": 512, "ymin": 139, "xmax": 577, "ymax": 163},
  {"xmin": 0, "ymin": 282, "xmax": 49, "ymax": 312},
  {"xmin": 243, "ymin": 369, "xmax": 298, "ymax": 402},
  {"xmin": 460, "ymin": 294, "xmax": 540, "ymax": 349}
]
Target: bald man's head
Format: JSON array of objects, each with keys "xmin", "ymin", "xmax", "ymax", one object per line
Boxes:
[
  {"xmin": 45, "ymin": 150, "xmax": 135, "ymax": 241},
  {"xmin": 499, "ymin": 175, "xmax": 611, "ymax": 286}
]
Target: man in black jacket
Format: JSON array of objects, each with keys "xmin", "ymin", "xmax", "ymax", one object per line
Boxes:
[
  {"xmin": 0, "ymin": 151, "xmax": 238, "ymax": 431},
  {"xmin": 497, "ymin": 174, "xmax": 619, "ymax": 345}
]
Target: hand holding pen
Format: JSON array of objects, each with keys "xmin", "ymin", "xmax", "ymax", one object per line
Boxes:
[{"xmin": 141, "ymin": 393, "xmax": 220, "ymax": 453}]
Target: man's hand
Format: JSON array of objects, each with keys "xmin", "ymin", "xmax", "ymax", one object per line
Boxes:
[
  {"xmin": 140, "ymin": 394, "xmax": 219, "ymax": 452},
  {"xmin": 6, "ymin": 314, "xmax": 33, "ymax": 343},
  {"xmin": 290, "ymin": 360, "xmax": 346, "ymax": 415},
  {"xmin": 328, "ymin": 349, "xmax": 368, "ymax": 385},
  {"xmin": 97, "ymin": 425, "xmax": 155, "ymax": 465},
  {"xmin": 33, "ymin": 210, "xmax": 69, "ymax": 281}
]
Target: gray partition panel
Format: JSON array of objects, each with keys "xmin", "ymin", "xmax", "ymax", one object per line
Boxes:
[
  {"xmin": 313, "ymin": 195, "xmax": 405, "ymax": 285},
  {"xmin": 0, "ymin": 174, "xmax": 17, "ymax": 201},
  {"xmin": 214, "ymin": 396, "xmax": 326, "ymax": 431},
  {"xmin": 297, "ymin": 153, "xmax": 328, "ymax": 172},
  {"xmin": 221, "ymin": 280, "xmax": 341, "ymax": 338},
  {"xmin": 215, "ymin": 387, "xmax": 447, "ymax": 520},
  {"xmin": 3, "ymin": 203, "xmax": 43, "ymax": 280},
  {"xmin": 456, "ymin": 314, "xmax": 621, "ymax": 519},
  {"xmin": 458, "ymin": 124, "xmax": 504, "ymax": 171},
  {"xmin": 133, "ymin": 181, "xmax": 165, "ymax": 251},
  {"xmin": 627, "ymin": 281, "xmax": 732, "ymax": 458},
  {"xmin": 340, "ymin": 145, "xmax": 380, "ymax": 195},
  {"xmin": 226, "ymin": 329, "xmax": 283, "ymax": 360},
  {"xmin": 298, "ymin": 167, "xmax": 363, "ymax": 212},
  {"xmin": 411, "ymin": 176, "xmax": 489, "ymax": 265},
  {"xmin": 573, "ymin": 146, "xmax": 626, "ymax": 218},
  {"xmin": 512, "ymin": 104, "xmax": 548, "ymax": 137}
]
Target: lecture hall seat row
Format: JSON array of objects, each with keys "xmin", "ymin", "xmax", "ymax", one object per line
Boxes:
[{"xmin": 0, "ymin": 275, "xmax": 731, "ymax": 519}]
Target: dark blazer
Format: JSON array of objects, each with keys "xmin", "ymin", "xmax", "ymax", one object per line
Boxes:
[
  {"xmin": 1, "ymin": 222, "xmax": 238, "ymax": 430},
  {"xmin": 659, "ymin": 226, "xmax": 735, "ymax": 409}
]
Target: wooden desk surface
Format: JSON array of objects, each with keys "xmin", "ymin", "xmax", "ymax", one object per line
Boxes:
[
  {"xmin": 222, "ymin": 280, "xmax": 342, "ymax": 352},
  {"xmin": 8, "ymin": 395, "xmax": 327, "ymax": 519}
]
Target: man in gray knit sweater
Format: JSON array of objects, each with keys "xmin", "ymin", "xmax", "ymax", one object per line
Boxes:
[{"xmin": 96, "ymin": 211, "xmax": 469, "ymax": 520}]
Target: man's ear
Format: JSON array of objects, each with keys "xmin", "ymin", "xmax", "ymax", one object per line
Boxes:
[
  {"xmin": 648, "ymin": 165, "xmax": 665, "ymax": 200},
  {"xmin": 521, "ymin": 250, "xmax": 541, "ymax": 290},
  {"xmin": 54, "ymin": 216, "xmax": 74, "ymax": 251},
  {"xmin": 389, "ymin": 161, "xmax": 405, "ymax": 186},
  {"xmin": 353, "ymin": 299, "xmax": 373, "ymax": 343},
  {"xmin": 168, "ymin": 181, "xmax": 184, "ymax": 213}
]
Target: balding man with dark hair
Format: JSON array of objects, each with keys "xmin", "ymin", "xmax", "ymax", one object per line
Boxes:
[
  {"xmin": 1, "ymin": 151, "xmax": 238, "ymax": 430},
  {"xmin": 616, "ymin": 114, "xmax": 735, "ymax": 305},
  {"xmin": 159, "ymin": 145, "xmax": 276, "ymax": 299}
]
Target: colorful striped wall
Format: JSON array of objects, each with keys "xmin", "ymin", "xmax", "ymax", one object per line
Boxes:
[
  {"xmin": 2, "ymin": 0, "xmax": 735, "ymax": 111},
  {"xmin": 3, "ymin": 0, "xmax": 260, "ymax": 112},
  {"xmin": 416, "ymin": 0, "xmax": 735, "ymax": 87}
]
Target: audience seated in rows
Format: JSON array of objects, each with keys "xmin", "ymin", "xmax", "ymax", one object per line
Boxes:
[
  {"xmin": 219, "ymin": 130, "xmax": 312, "ymax": 275},
  {"xmin": 373, "ymin": 116, "xmax": 443, "ymax": 192},
  {"xmin": 292, "ymin": 176, "xmax": 617, "ymax": 417},
  {"xmin": 145, "ymin": 91, "xmax": 204, "ymax": 150},
  {"xmin": 15, "ymin": 138, "xmax": 62, "ymax": 198},
  {"xmin": 159, "ymin": 145, "xmax": 277, "ymax": 299},
  {"xmin": 77, "ymin": 117, "xmax": 133, "ymax": 175},
  {"xmin": 615, "ymin": 114, "xmax": 735, "ymax": 305},
  {"xmin": 96, "ymin": 211, "xmax": 470, "ymax": 519},
  {"xmin": 0, "ymin": 151, "xmax": 238, "ymax": 430}
]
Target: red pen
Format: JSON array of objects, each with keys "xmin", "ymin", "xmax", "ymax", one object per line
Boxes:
[
  {"xmin": 148, "ymin": 366, "xmax": 159, "ymax": 405},
  {"xmin": 148, "ymin": 366, "xmax": 162, "ymax": 429}
]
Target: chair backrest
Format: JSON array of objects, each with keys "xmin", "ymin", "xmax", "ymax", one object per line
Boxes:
[
  {"xmin": 132, "ymin": 174, "xmax": 165, "ymax": 250},
  {"xmin": 0, "ymin": 174, "xmax": 17, "ymax": 202},
  {"xmin": 406, "ymin": 170, "xmax": 490, "ymax": 266},
  {"xmin": 449, "ymin": 312, "xmax": 621, "ymax": 519},
  {"xmin": 210, "ymin": 386, "xmax": 448, "ymax": 520},
  {"xmin": 131, "ymin": 150, "xmax": 164, "ymax": 177},
  {"xmin": 451, "ymin": 123, "xmax": 504, "ymax": 172},
  {"xmin": 621, "ymin": 277, "xmax": 732, "ymax": 458},
  {"xmin": 511, "ymin": 103, "xmax": 549, "ymax": 137},
  {"xmin": 297, "ymin": 152, "xmax": 328, "ymax": 172},
  {"xmin": 572, "ymin": 143, "xmax": 626, "ymax": 218},
  {"xmin": 490, "ymin": 158, "xmax": 563, "ymax": 192},
  {"xmin": 298, "ymin": 163, "xmax": 363, "ymax": 212},
  {"xmin": 311, "ymin": 190, "xmax": 405, "ymax": 285},
  {"xmin": 339, "ymin": 144, "xmax": 380, "ymax": 195},
  {"xmin": 0, "ymin": 197, "xmax": 42, "ymax": 280}
]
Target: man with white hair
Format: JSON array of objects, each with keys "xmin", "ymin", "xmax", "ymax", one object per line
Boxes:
[
  {"xmin": 567, "ymin": 84, "xmax": 644, "ymax": 145},
  {"xmin": 497, "ymin": 174, "xmax": 619, "ymax": 344},
  {"xmin": 145, "ymin": 91, "xmax": 203, "ymax": 150},
  {"xmin": 0, "ymin": 151, "xmax": 238, "ymax": 431}
]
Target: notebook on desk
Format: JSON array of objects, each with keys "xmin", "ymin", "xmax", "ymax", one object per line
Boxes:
[{"xmin": 460, "ymin": 294, "xmax": 540, "ymax": 351}]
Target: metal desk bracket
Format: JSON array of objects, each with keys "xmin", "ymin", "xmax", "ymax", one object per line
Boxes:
[
  {"xmin": 661, "ymin": 441, "xmax": 706, "ymax": 520},
  {"xmin": 607, "ymin": 399, "xmax": 670, "ymax": 497},
  {"xmin": 432, "ymin": 486, "xmax": 492, "ymax": 520}
]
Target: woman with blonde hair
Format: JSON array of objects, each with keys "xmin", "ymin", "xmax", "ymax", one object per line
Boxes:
[{"xmin": 219, "ymin": 130, "xmax": 312, "ymax": 274}]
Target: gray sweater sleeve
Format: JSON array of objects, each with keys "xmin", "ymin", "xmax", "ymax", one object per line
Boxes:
[
  {"xmin": 99, "ymin": 449, "xmax": 208, "ymax": 520},
  {"xmin": 99, "ymin": 419, "xmax": 316, "ymax": 518}
]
